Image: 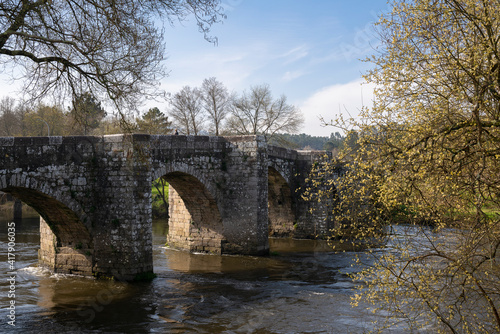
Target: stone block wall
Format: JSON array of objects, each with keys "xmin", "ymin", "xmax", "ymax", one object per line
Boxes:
[
  {"xmin": 293, "ymin": 150, "xmax": 338, "ymax": 238},
  {"xmin": 38, "ymin": 216, "xmax": 57, "ymax": 268},
  {"xmin": 218, "ymin": 136, "xmax": 269, "ymax": 255},
  {"xmin": 268, "ymin": 147, "xmax": 338, "ymax": 239},
  {"xmin": 167, "ymin": 181, "xmax": 223, "ymax": 254},
  {"xmin": 89, "ymin": 134, "xmax": 153, "ymax": 280},
  {"xmin": 166, "ymin": 187, "xmax": 192, "ymax": 249},
  {"xmin": 0, "ymin": 134, "xmax": 154, "ymax": 280},
  {"xmin": 268, "ymin": 167, "xmax": 296, "ymax": 237},
  {"xmin": 39, "ymin": 217, "xmax": 93, "ymax": 276},
  {"xmin": 153, "ymin": 135, "xmax": 269, "ymax": 256}
]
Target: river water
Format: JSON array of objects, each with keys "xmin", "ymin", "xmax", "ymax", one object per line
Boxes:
[{"xmin": 0, "ymin": 215, "xmax": 399, "ymax": 333}]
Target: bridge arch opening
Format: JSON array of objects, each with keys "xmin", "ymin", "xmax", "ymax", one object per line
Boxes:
[
  {"xmin": 162, "ymin": 171, "xmax": 224, "ymax": 254},
  {"xmin": 1, "ymin": 186, "xmax": 93, "ymax": 276},
  {"xmin": 268, "ymin": 167, "xmax": 295, "ymax": 237}
]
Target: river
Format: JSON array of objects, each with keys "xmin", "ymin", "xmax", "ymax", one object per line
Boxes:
[{"xmin": 0, "ymin": 214, "xmax": 402, "ymax": 333}]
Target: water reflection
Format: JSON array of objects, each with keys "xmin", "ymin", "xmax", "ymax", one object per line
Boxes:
[
  {"xmin": 0, "ymin": 216, "xmax": 397, "ymax": 333},
  {"xmin": 164, "ymin": 248, "xmax": 292, "ymax": 278}
]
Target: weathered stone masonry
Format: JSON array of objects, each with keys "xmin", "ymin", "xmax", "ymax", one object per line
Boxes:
[
  {"xmin": 0, "ymin": 135, "xmax": 153, "ymax": 280},
  {"xmin": 0, "ymin": 134, "xmax": 336, "ymax": 280},
  {"xmin": 268, "ymin": 146, "xmax": 337, "ymax": 238},
  {"xmin": 152, "ymin": 135, "xmax": 269, "ymax": 255}
]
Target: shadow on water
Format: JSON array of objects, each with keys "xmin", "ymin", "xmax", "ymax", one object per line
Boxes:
[{"xmin": 0, "ymin": 216, "xmax": 391, "ymax": 333}]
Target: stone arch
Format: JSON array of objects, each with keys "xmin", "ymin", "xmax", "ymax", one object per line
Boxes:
[
  {"xmin": 268, "ymin": 161, "xmax": 292, "ymax": 186},
  {"xmin": 158, "ymin": 170, "xmax": 224, "ymax": 254},
  {"xmin": 152, "ymin": 162, "xmax": 217, "ymax": 201},
  {"xmin": 268, "ymin": 166, "xmax": 296, "ymax": 237},
  {"xmin": 1, "ymin": 184, "xmax": 93, "ymax": 276}
]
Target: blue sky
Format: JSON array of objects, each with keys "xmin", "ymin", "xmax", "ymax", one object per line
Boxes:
[
  {"xmin": 0, "ymin": 0, "xmax": 390, "ymax": 136},
  {"xmin": 160, "ymin": 0, "xmax": 389, "ymax": 136}
]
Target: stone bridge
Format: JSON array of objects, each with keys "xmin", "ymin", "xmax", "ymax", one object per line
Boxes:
[{"xmin": 0, "ymin": 134, "xmax": 338, "ymax": 280}]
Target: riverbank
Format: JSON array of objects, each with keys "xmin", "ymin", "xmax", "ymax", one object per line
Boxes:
[
  {"xmin": 0, "ymin": 201, "xmax": 39, "ymax": 219},
  {"xmin": 152, "ymin": 179, "xmax": 169, "ymax": 218}
]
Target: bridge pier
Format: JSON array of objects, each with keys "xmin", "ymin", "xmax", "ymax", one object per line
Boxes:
[
  {"xmin": 13, "ymin": 198, "xmax": 22, "ymax": 220},
  {"xmin": 167, "ymin": 186, "xmax": 225, "ymax": 254},
  {"xmin": 39, "ymin": 217, "xmax": 93, "ymax": 276},
  {"xmin": 88, "ymin": 134, "xmax": 154, "ymax": 280},
  {"xmin": 158, "ymin": 135, "xmax": 269, "ymax": 256}
]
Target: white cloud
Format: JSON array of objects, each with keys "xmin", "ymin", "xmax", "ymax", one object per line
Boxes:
[
  {"xmin": 161, "ymin": 42, "xmax": 274, "ymax": 93},
  {"xmin": 298, "ymin": 79, "xmax": 374, "ymax": 136},
  {"xmin": 282, "ymin": 70, "xmax": 307, "ymax": 82},
  {"xmin": 277, "ymin": 45, "xmax": 309, "ymax": 65}
]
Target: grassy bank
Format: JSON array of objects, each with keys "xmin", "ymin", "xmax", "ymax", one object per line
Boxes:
[{"xmin": 152, "ymin": 179, "xmax": 169, "ymax": 218}]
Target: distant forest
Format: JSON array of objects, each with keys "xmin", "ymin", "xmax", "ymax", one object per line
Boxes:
[{"xmin": 270, "ymin": 132, "xmax": 345, "ymax": 151}]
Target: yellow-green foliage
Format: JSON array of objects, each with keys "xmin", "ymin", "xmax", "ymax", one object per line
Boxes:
[
  {"xmin": 152, "ymin": 178, "xmax": 169, "ymax": 218},
  {"xmin": 306, "ymin": 1, "xmax": 500, "ymax": 332}
]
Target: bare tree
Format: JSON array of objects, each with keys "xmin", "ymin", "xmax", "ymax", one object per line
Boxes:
[
  {"xmin": 0, "ymin": 0, "xmax": 225, "ymax": 113},
  {"xmin": 168, "ymin": 86, "xmax": 205, "ymax": 135},
  {"xmin": 200, "ymin": 77, "xmax": 231, "ymax": 136},
  {"xmin": 13, "ymin": 102, "xmax": 30, "ymax": 136},
  {"xmin": 0, "ymin": 97, "xmax": 19, "ymax": 136},
  {"xmin": 226, "ymin": 84, "xmax": 304, "ymax": 141}
]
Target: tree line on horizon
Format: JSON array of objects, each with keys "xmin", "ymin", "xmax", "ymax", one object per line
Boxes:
[{"xmin": 0, "ymin": 77, "xmax": 346, "ymax": 150}]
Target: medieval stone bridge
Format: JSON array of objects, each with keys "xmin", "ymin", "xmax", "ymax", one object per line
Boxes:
[{"xmin": 0, "ymin": 134, "xmax": 339, "ymax": 280}]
